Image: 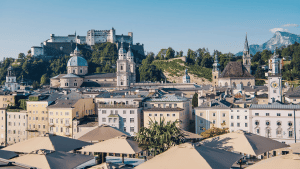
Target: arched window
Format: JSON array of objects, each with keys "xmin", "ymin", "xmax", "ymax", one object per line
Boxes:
[
  {"xmin": 219, "ymin": 82, "xmax": 222, "ymax": 87},
  {"xmin": 80, "ymin": 69, "xmax": 82, "ymax": 73},
  {"xmin": 232, "ymin": 82, "xmax": 236, "ymax": 88}
]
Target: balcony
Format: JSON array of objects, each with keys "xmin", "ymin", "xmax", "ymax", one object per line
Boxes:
[{"xmin": 64, "ymin": 123, "xmax": 70, "ymax": 127}]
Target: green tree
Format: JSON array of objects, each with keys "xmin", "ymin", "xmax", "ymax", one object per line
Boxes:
[
  {"xmin": 165, "ymin": 47, "xmax": 175, "ymax": 60},
  {"xmin": 40, "ymin": 74, "xmax": 49, "ymax": 85},
  {"xmin": 200, "ymin": 126, "xmax": 229, "ymax": 139},
  {"xmin": 192, "ymin": 93, "xmax": 198, "ymax": 107},
  {"xmin": 18, "ymin": 99, "xmax": 27, "ymax": 110},
  {"xmin": 135, "ymin": 118, "xmax": 184, "ymax": 156},
  {"xmin": 32, "ymin": 81, "xmax": 39, "ymax": 90}
]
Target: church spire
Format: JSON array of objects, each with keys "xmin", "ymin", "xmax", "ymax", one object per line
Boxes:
[
  {"xmin": 244, "ymin": 33, "xmax": 249, "ymax": 52},
  {"xmin": 213, "ymin": 53, "xmax": 220, "ymax": 71}
]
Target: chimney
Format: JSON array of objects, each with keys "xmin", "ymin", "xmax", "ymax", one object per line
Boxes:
[{"xmin": 209, "ymin": 101, "xmax": 212, "ymax": 107}]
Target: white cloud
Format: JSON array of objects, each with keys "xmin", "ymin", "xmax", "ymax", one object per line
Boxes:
[
  {"xmin": 269, "ymin": 28, "xmax": 288, "ymax": 33},
  {"xmin": 282, "ymin": 24, "xmax": 299, "ymax": 27}
]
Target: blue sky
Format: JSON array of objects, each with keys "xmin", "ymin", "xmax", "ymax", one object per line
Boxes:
[{"xmin": 0, "ymin": 0, "xmax": 299, "ymax": 59}]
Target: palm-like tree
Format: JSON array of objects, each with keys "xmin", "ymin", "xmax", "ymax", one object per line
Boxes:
[{"xmin": 135, "ymin": 118, "xmax": 184, "ymax": 157}]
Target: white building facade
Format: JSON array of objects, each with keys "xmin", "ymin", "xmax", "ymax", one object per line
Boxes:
[
  {"xmin": 6, "ymin": 111, "xmax": 28, "ymax": 145},
  {"xmin": 229, "ymin": 108, "xmax": 250, "ymax": 133},
  {"xmin": 250, "ymin": 103, "xmax": 300, "ymax": 144}
]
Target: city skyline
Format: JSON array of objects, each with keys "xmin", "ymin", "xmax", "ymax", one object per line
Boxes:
[{"xmin": 0, "ymin": 0, "xmax": 299, "ymax": 59}]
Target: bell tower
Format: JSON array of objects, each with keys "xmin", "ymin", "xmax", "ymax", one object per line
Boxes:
[
  {"xmin": 267, "ymin": 51, "xmax": 282, "ymax": 103},
  {"xmin": 212, "ymin": 54, "xmax": 220, "ymax": 87},
  {"xmin": 243, "ymin": 33, "xmax": 251, "ymax": 74}
]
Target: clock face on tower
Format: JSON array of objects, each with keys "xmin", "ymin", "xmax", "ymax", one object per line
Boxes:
[{"xmin": 271, "ymin": 81, "xmax": 278, "ymax": 89}]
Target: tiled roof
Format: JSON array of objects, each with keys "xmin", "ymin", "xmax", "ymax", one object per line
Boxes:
[
  {"xmin": 219, "ymin": 62, "xmax": 254, "ymax": 78},
  {"xmin": 196, "ymin": 99, "xmax": 232, "ymax": 109},
  {"xmin": 250, "ymin": 102, "xmax": 300, "ymax": 109},
  {"xmin": 83, "ymin": 73, "xmax": 116, "ymax": 79}
]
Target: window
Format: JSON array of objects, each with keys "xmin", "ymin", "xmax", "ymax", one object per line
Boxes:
[
  {"xmin": 123, "ymin": 118, "xmax": 126, "ymax": 123},
  {"xmin": 245, "ymin": 123, "xmax": 248, "ymax": 127},
  {"xmin": 237, "ymin": 110, "xmax": 239, "ymax": 112},
  {"xmin": 237, "ymin": 123, "xmax": 240, "ymax": 127},
  {"xmin": 74, "ymin": 83, "xmax": 77, "ymax": 86},
  {"xmin": 130, "ymin": 110, "xmax": 134, "ymax": 114},
  {"xmin": 277, "ymin": 121, "xmax": 281, "ymax": 126},
  {"xmin": 277, "ymin": 113, "xmax": 281, "ymax": 116},
  {"xmin": 123, "ymin": 110, "xmax": 126, "ymax": 114},
  {"xmin": 266, "ymin": 113, "xmax": 270, "ymax": 116},
  {"xmin": 213, "ymin": 120, "xmax": 216, "ymax": 124},
  {"xmin": 76, "ymin": 112, "xmax": 79, "ymax": 117},
  {"xmin": 288, "ymin": 113, "xmax": 292, "ymax": 116},
  {"xmin": 114, "ymin": 118, "xmax": 117, "ymax": 123},
  {"xmin": 167, "ymin": 114, "xmax": 170, "ymax": 117},
  {"xmin": 43, "ymin": 125, "xmax": 45, "ymax": 129},
  {"xmin": 115, "ymin": 110, "xmax": 118, "ymax": 114},
  {"xmin": 255, "ymin": 121, "xmax": 259, "ymax": 125},
  {"xmin": 160, "ymin": 114, "xmax": 163, "ymax": 117},
  {"xmin": 130, "ymin": 118, "xmax": 134, "ymax": 123},
  {"xmin": 174, "ymin": 104, "xmax": 177, "ymax": 108},
  {"xmin": 172, "ymin": 114, "xmax": 176, "ymax": 117},
  {"xmin": 222, "ymin": 113, "xmax": 226, "ymax": 117},
  {"xmin": 108, "ymin": 118, "xmax": 112, "ymax": 123},
  {"xmin": 213, "ymin": 113, "xmax": 216, "ymax": 117},
  {"xmin": 61, "ymin": 127, "xmax": 63, "ymax": 132},
  {"xmin": 124, "ymin": 127, "xmax": 126, "ymax": 132},
  {"xmin": 200, "ymin": 113, "xmax": 203, "ymax": 116},
  {"xmin": 130, "ymin": 127, "xmax": 134, "ymax": 132},
  {"xmin": 102, "ymin": 118, "xmax": 106, "ymax": 122},
  {"xmin": 200, "ymin": 119, "xmax": 203, "ymax": 123},
  {"xmin": 257, "ymin": 129, "xmax": 260, "ymax": 134},
  {"xmin": 245, "ymin": 116, "xmax": 247, "ymax": 119},
  {"xmin": 231, "ymin": 116, "xmax": 233, "ymax": 119},
  {"xmin": 288, "ymin": 122, "xmax": 293, "ymax": 126},
  {"xmin": 65, "ymin": 112, "xmax": 69, "ymax": 116},
  {"xmin": 231, "ymin": 123, "xmax": 234, "ymax": 127},
  {"xmin": 149, "ymin": 114, "xmax": 152, "ymax": 116},
  {"xmin": 289, "ymin": 131, "xmax": 293, "ymax": 137},
  {"xmin": 237, "ymin": 116, "xmax": 240, "ymax": 119},
  {"xmin": 266, "ymin": 121, "xmax": 270, "ymax": 125},
  {"xmin": 154, "ymin": 114, "xmax": 157, "ymax": 117},
  {"xmin": 255, "ymin": 113, "xmax": 259, "ymax": 116}
]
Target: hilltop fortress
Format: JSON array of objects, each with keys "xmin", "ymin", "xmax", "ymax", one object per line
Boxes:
[{"xmin": 31, "ymin": 27, "xmax": 144, "ymax": 57}]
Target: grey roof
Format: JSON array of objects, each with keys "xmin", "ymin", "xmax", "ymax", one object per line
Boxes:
[
  {"xmin": 46, "ymin": 93, "xmax": 63, "ymax": 102},
  {"xmin": 47, "ymin": 99, "xmax": 79, "ymax": 108},
  {"xmin": 61, "ymin": 74, "xmax": 81, "ymax": 78},
  {"xmin": 0, "ymin": 158, "xmax": 35, "ymax": 169},
  {"xmin": 67, "ymin": 56, "xmax": 88, "ymax": 67},
  {"xmin": 144, "ymin": 108, "xmax": 184, "ymax": 111},
  {"xmin": 197, "ymin": 99, "xmax": 232, "ymax": 109},
  {"xmin": 147, "ymin": 94, "xmax": 187, "ymax": 102},
  {"xmin": 83, "ymin": 73, "xmax": 116, "ymax": 79},
  {"xmin": 250, "ymin": 102, "xmax": 300, "ymax": 110},
  {"xmin": 256, "ymin": 93, "xmax": 268, "ymax": 98},
  {"xmin": 219, "ymin": 61, "xmax": 254, "ymax": 78},
  {"xmin": 0, "ymin": 150, "xmax": 18, "ymax": 159},
  {"xmin": 50, "ymin": 74, "xmax": 66, "ymax": 79}
]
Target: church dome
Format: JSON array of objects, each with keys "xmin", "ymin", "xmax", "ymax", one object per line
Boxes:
[{"xmin": 67, "ymin": 56, "xmax": 88, "ymax": 67}]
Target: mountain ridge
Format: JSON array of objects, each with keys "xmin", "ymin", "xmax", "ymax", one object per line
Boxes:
[{"xmin": 236, "ymin": 31, "xmax": 300, "ymax": 56}]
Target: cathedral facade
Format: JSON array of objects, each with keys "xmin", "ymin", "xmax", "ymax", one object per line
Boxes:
[
  {"xmin": 212, "ymin": 33, "xmax": 255, "ymax": 88},
  {"xmin": 50, "ymin": 43, "xmax": 136, "ymax": 89}
]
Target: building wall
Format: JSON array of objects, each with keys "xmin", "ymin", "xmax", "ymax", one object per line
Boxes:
[
  {"xmin": 143, "ymin": 109, "xmax": 188, "ymax": 130},
  {"xmin": 250, "ymin": 109, "xmax": 300, "ymax": 144},
  {"xmin": 31, "ymin": 47, "xmax": 43, "ymax": 57},
  {"xmin": 218, "ymin": 78, "xmax": 255, "ymax": 88},
  {"xmin": 50, "ymin": 78, "xmax": 60, "ymax": 88},
  {"xmin": 0, "ymin": 109, "xmax": 6, "ymax": 146},
  {"xmin": 229, "ymin": 108, "xmax": 250, "ymax": 132},
  {"xmin": 60, "ymin": 77, "xmax": 84, "ymax": 88},
  {"xmin": 212, "ymin": 70, "xmax": 219, "ymax": 87},
  {"xmin": 268, "ymin": 76, "xmax": 282, "ymax": 103},
  {"xmin": 257, "ymin": 98, "xmax": 268, "ymax": 104},
  {"xmin": 0, "ymin": 95, "xmax": 15, "ymax": 108},
  {"xmin": 26, "ymin": 101, "xmax": 49, "ymax": 139},
  {"xmin": 6, "ymin": 111, "xmax": 27, "ymax": 145},
  {"xmin": 67, "ymin": 66, "xmax": 88, "ymax": 75},
  {"xmin": 48, "ymin": 99, "xmax": 94, "ymax": 137},
  {"xmin": 195, "ymin": 108, "xmax": 230, "ymax": 134},
  {"xmin": 98, "ymin": 106, "xmax": 142, "ymax": 136},
  {"xmin": 285, "ymin": 97, "xmax": 300, "ymax": 104}
]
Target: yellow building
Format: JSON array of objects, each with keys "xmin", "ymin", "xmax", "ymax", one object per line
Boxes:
[
  {"xmin": 195, "ymin": 99, "xmax": 231, "ymax": 134},
  {"xmin": 0, "ymin": 108, "xmax": 6, "ymax": 146},
  {"xmin": 143, "ymin": 108, "xmax": 187, "ymax": 129},
  {"xmin": 143, "ymin": 94, "xmax": 191, "ymax": 130},
  {"xmin": 0, "ymin": 94, "xmax": 15, "ymax": 108},
  {"xmin": 26, "ymin": 101, "xmax": 49, "ymax": 139},
  {"xmin": 47, "ymin": 98, "xmax": 94, "ymax": 137}
]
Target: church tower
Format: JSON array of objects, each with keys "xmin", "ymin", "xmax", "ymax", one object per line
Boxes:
[
  {"xmin": 212, "ymin": 53, "xmax": 220, "ymax": 87},
  {"xmin": 267, "ymin": 51, "xmax": 282, "ymax": 103},
  {"xmin": 243, "ymin": 33, "xmax": 251, "ymax": 74},
  {"xmin": 117, "ymin": 41, "xmax": 136, "ymax": 88},
  {"xmin": 5, "ymin": 66, "xmax": 19, "ymax": 92}
]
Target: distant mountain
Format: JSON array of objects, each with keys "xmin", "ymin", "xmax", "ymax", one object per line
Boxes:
[{"xmin": 236, "ymin": 31, "xmax": 300, "ymax": 56}]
